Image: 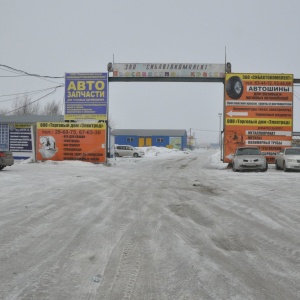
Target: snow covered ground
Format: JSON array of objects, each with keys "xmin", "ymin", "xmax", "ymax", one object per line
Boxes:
[{"xmin": 0, "ymin": 148, "xmax": 299, "ymax": 300}]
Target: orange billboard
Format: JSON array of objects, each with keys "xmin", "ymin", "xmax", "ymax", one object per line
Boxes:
[
  {"xmin": 224, "ymin": 73, "xmax": 293, "ymax": 163},
  {"xmin": 36, "ymin": 122, "xmax": 106, "ymax": 163}
]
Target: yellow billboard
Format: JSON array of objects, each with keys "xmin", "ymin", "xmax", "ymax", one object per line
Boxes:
[
  {"xmin": 36, "ymin": 122, "xmax": 106, "ymax": 163},
  {"xmin": 224, "ymin": 73, "xmax": 293, "ymax": 163}
]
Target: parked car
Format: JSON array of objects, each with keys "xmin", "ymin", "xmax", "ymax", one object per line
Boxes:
[
  {"xmin": 275, "ymin": 147, "xmax": 300, "ymax": 171},
  {"xmin": 114, "ymin": 145, "xmax": 145, "ymax": 157},
  {"xmin": 0, "ymin": 150, "xmax": 14, "ymax": 170},
  {"xmin": 232, "ymin": 146, "xmax": 268, "ymax": 172}
]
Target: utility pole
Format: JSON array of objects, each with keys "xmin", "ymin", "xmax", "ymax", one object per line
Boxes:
[{"xmin": 189, "ymin": 128, "xmax": 192, "ymax": 150}]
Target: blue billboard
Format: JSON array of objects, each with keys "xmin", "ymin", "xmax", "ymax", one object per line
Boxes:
[{"xmin": 65, "ymin": 72, "xmax": 108, "ymax": 120}]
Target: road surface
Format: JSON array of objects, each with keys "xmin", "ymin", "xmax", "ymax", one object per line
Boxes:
[{"xmin": 0, "ymin": 150, "xmax": 299, "ymax": 299}]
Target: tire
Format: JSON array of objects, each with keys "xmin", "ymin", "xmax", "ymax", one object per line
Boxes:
[
  {"xmin": 226, "ymin": 76, "xmax": 244, "ymax": 99},
  {"xmin": 283, "ymin": 162, "xmax": 289, "ymax": 172},
  {"xmin": 0, "ymin": 166, "xmax": 4, "ymax": 170},
  {"xmin": 261, "ymin": 163, "xmax": 268, "ymax": 172},
  {"xmin": 275, "ymin": 161, "xmax": 280, "ymax": 170},
  {"xmin": 133, "ymin": 153, "xmax": 138, "ymax": 158},
  {"xmin": 232, "ymin": 163, "xmax": 238, "ymax": 172}
]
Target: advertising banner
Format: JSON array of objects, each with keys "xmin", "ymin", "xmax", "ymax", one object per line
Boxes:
[
  {"xmin": 112, "ymin": 63, "xmax": 225, "ymax": 78},
  {"xmin": 65, "ymin": 73, "xmax": 108, "ymax": 121},
  {"xmin": 224, "ymin": 73, "xmax": 293, "ymax": 163},
  {"xmin": 169, "ymin": 137, "xmax": 182, "ymax": 150},
  {"xmin": 9, "ymin": 125, "xmax": 32, "ymax": 152},
  {"xmin": 36, "ymin": 122, "xmax": 106, "ymax": 163}
]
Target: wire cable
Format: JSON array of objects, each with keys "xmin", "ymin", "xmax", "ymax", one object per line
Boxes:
[
  {"xmin": 4, "ymin": 85, "xmax": 64, "ymax": 115},
  {"xmin": 0, "ymin": 85, "xmax": 64, "ymax": 101},
  {"xmin": 0, "ymin": 86, "xmax": 64, "ymax": 97},
  {"xmin": 191, "ymin": 128, "xmax": 218, "ymax": 132},
  {"xmin": 0, "ymin": 74, "xmax": 28, "ymax": 78},
  {"xmin": 0, "ymin": 66, "xmax": 22, "ymax": 74},
  {"xmin": 0, "ymin": 63, "xmax": 64, "ymax": 79}
]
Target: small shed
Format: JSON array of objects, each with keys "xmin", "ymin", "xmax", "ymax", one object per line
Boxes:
[{"xmin": 111, "ymin": 129, "xmax": 187, "ymax": 149}]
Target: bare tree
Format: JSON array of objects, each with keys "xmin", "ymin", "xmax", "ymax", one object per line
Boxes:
[
  {"xmin": 108, "ymin": 115, "xmax": 116, "ymax": 129},
  {"xmin": 0, "ymin": 108, "xmax": 8, "ymax": 115},
  {"xmin": 7, "ymin": 95, "xmax": 62, "ymax": 116},
  {"xmin": 41, "ymin": 100, "xmax": 62, "ymax": 115},
  {"xmin": 11, "ymin": 94, "xmax": 41, "ymax": 115}
]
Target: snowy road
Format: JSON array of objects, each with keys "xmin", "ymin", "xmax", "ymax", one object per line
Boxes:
[{"xmin": 0, "ymin": 149, "xmax": 299, "ymax": 300}]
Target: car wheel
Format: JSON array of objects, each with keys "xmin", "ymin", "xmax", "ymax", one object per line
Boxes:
[
  {"xmin": 133, "ymin": 153, "xmax": 138, "ymax": 157},
  {"xmin": 261, "ymin": 163, "xmax": 268, "ymax": 172},
  {"xmin": 226, "ymin": 76, "xmax": 244, "ymax": 99},
  {"xmin": 115, "ymin": 153, "xmax": 119, "ymax": 157},
  {"xmin": 283, "ymin": 162, "xmax": 289, "ymax": 172},
  {"xmin": 275, "ymin": 161, "xmax": 280, "ymax": 170},
  {"xmin": 0, "ymin": 166, "xmax": 4, "ymax": 170},
  {"xmin": 232, "ymin": 163, "xmax": 238, "ymax": 172}
]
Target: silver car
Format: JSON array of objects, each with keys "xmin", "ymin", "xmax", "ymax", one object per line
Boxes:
[
  {"xmin": 232, "ymin": 146, "xmax": 268, "ymax": 172},
  {"xmin": 0, "ymin": 150, "xmax": 14, "ymax": 170},
  {"xmin": 114, "ymin": 145, "xmax": 145, "ymax": 157},
  {"xmin": 275, "ymin": 147, "xmax": 300, "ymax": 172}
]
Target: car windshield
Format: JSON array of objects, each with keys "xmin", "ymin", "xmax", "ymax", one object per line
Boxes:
[
  {"xmin": 236, "ymin": 148, "xmax": 261, "ymax": 156},
  {"xmin": 285, "ymin": 148, "xmax": 300, "ymax": 155}
]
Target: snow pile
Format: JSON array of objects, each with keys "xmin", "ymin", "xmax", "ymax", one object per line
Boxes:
[
  {"xmin": 141, "ymin": 146, "xmax": 187, "ymax": 157},
  {"xmin": 16, "ymin": 147, "xmax": 226, "ymax": 169},
  {"xmin": 208, "ymin": 151, "xmax": 229, "ymax": 170}
]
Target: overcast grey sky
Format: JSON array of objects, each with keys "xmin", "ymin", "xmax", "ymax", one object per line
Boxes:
[{"xmin": 1, "ymin": 0, "xmax": 300, "ymax": 143}]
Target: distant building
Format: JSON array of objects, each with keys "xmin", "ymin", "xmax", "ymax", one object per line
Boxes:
[
  {"xmin": 111, "ymin": 129, "xmax": 187, "ymax": 150},
  {"xmin": 292, "ymin": 132, "xmax": 300, "ymax": 146},
  {"xmin": 187, "ymin": 135, "xmax": 196, "ymax": 150}
]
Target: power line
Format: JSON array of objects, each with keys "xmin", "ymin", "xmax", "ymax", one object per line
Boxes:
[
  {"xmin": 0, "ymin": 63, "xmax": 64, "ymax": 79},
  {"xmin": 0, "ymin": 85, "xmax": 64, "ymax": 101},
  {"xmin": 0, "ymin": 66, "xmax": 21, "ymax": 74},
  {"xmin": 191, "ymin": 128, "xmax": 218, "ymax": 133},
  {"xmin": 4, "ymin": 85, "xmax": 64, "ymax": 115},
  {"xmin": 0, "ymin": 75, "xmax": 27, "ymax": 78}
]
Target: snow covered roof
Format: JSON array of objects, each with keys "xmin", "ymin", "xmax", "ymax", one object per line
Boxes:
[
  {"xmin": 0, "ymin": 115, "xmax": 64, "ymax": 124},
  {"xmin": 111, "ymin": 129, "xmax": 187, "ymax": 136}
]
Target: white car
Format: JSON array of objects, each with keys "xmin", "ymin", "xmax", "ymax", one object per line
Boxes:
[
  {"xmin": 275, "ymin": 147, "xmax": 300, "ymax": 171},
  {"xmin": 232, "ymin": 146, "xmax": 268, "ymax": 172},
  {"xmin": 114, "ymin": 145, "xmax": 145, "ymax": 157}
]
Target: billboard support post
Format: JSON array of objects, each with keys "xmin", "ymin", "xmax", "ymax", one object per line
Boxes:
[{"xmin": 218, "ymin": 113, "xmax": 222, "ymax": 159}]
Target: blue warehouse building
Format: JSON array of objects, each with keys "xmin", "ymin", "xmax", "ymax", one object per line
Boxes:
[{"xmin": 111, "ymin": 129, "xmax": 187, "ymax": 150}]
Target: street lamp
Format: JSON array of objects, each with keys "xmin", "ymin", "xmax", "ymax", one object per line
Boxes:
[{"xmin": 218, "ymin": 113, "xmax": 222, "ymax": 159}]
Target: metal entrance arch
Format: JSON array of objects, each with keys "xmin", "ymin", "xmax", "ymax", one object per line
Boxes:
[
  {"xmin": 106, "ymin": 62, "xmax": 227, "ymax": 158},
  {"xmin": 107, "ymin": 62, "xmax": 227, "ymax": 83},
  {"xmin": 107, "ymin": 62, "xmax": 300, "ymax": 163}
]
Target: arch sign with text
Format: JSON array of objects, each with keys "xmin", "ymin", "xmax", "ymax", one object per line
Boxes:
[
  {"xmin": 224, "ymin": 73, "xmax": 293, "ymax": 163},
  {"xmin": 110, "ymin": 63, "xmax": 225, "ymax": 78}
]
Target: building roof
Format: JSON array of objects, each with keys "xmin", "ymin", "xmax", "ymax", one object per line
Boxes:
[
  {"xmin": 0, "ymin": 115, "xmax": 64, "ymax": 124},
  {"xmin": 111, "ymin": 129, "xmax": 187, "ymax": 136}
]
